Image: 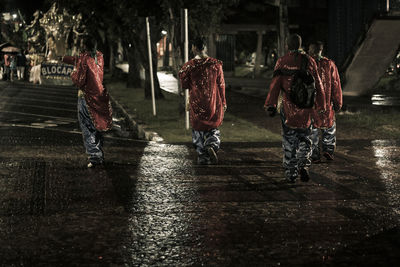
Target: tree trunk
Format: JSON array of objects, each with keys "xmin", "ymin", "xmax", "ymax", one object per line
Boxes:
[
  {"xmin": 168, "ymin": 7, "xmax": 183, "ymax": 78},
  {"xmin": 109, "ymin": 40, "xmax": 115, "ymax": 76},
  {"xmin": 163, "ymin": 36, "xmax": 170, "ymax": 68},
  {"xmin": 169, "ymin": 17, "xmax": 183, "ymax": 94},
  {"xmin": 254, "ymin": 31, "xmax": 264, "ymax": 77},
  {"xmin": 278, "ymin": 0, "xmax": 289, "ymax": 57},
  {"xmin": 127, "ymin": 45, "xmax": 143, "ymax": 88}
]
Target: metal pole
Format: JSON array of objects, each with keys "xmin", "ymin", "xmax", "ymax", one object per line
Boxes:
[
  {"xmin": 184, "ymin": 8, "xmax": 190, "ymax": 130},
  {"xmin": 146, "ymin": 17, "xmax": 156, "ymax": 116}
]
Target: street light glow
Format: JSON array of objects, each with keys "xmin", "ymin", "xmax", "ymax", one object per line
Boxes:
[
  {"xmin": 161, "ymin": 30, "xmax": 167, "ymax": 35},
  {"xmin": 12, "ymin": 13, "xmax": 18, "ymax": 19},
  {"xmin": 2, "ymin": 13, "xmax": 11, "ymax": 21}
]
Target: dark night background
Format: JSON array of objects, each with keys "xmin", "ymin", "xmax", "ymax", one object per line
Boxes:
[{"xmin": 0, "ymin": 0, "xmax": 389, "ymax": 68}]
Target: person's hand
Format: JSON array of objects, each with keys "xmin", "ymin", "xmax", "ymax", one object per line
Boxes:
[
  {"xmin": 266, "ymin": 106, "xmax": 277, "ymax": 117},
  {"xmin": 223, "ymin": 105, "xmax": 227, "ymax": 112}
]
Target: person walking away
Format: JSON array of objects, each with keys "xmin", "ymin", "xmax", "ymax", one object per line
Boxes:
[
  {"xmin": 4, "ymin": 54, "xmax": 10, "ymax": 81},
  {"xmin": 9, "ymin": 55, "xmax": 16, "ymax": 82},
  {"xmin": 16, "ymin": 51, "xmax": 27, "ymax": 80},
  {"xmin": 62, "ymin": 35, "xmax": 113, "ymax": 168},
  {"xmin": 0, "ymin": 56, "xmax": 4, "ymax": 80},
  {"xmin": 179, "ymin": 37, "xmax": 227, "ymax": 165},
  {"xmin": 308, "ymin": 41, "xmax": 342, "ymax": 162},
  {"xmin": 264, "ymin": 34, "xmax": 326, "ymax": 183}
]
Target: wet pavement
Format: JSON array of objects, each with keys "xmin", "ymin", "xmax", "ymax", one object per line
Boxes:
[{"xmin": 1, "ymin": 81, "xmax": 400, "ymax": 266}]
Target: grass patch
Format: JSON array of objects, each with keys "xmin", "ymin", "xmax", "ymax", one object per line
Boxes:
[
  {"xmin": 234, "ymin": 66, "xmax": 254, "ymax": 77},
  {"xmin": 337, "ymin": 110, "xmax": 400, "ymax": 138},
  {"xmin": 371, "ymin": 75, "xmax": 400, "ymax": 94},
  {"xmin": 234, "ymin": 65, "xmax": 273, "ymax": 79},
  {"xmin": 106, "ymin": 80, "xmax": 280, "ymax": 143}
]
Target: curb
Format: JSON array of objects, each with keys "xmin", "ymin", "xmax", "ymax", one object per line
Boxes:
[{"xmin": 109, "ymin": 95, "xmax": 164, "ymax": 142}]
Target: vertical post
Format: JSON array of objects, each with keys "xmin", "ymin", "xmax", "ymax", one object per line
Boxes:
[
  {"xmin": 386, "ymin": 0, "xmax": 390, "ymax": 13},
  {"xmin": 184, "ymin": 8, "xmax": 190, "ymax": 130},
  {"xmin": 146, "ymin": 17, "xmax": 156, "ymax": 116}
]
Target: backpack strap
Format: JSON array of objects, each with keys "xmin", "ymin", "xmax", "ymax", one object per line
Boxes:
[
  {"xmin": 300, "ymin": 54, "xmax": 308, "ymax": 72},
  {"xmin": 273, "ymin": 54, "xmax": 308, "ymax": 77}
]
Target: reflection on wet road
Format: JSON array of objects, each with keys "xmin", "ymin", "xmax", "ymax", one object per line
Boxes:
[
  {"xmin": 126, "ymin": 144, "xmax": 194, "ymax": 265},
  {"xmin": 0, "ymin": 81, "xmax": 400, "ymax": 265},
  {"xmin": 372, "ymin": 140, "xmax": 400, "ymax": 214},
  {"xmin": 371, "ymin": 94, "xmax": 400, "ymax": 106}
]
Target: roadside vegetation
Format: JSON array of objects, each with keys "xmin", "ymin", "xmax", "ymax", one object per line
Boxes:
[
  {"xmin": 370, "ymin": 74, "xmax": 400, "ymax": 94},
  {"xmin": 337, "ymin": 73, "xmax": 400, "ymax": 139},
  {"xmin": 336, "ymin": 110, "xmax": 400, "ymax": 139},
  {"xmin": 106, "ymin": 79, "xmax": 281, "ymax": 143}
]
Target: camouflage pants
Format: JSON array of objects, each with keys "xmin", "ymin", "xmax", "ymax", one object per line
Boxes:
[
  {"xmin": 192, "ymin": 129, "xmax": 221, "ymax": 161},
  {"xmin": 311, "ymin": 122, "xmax": 336, "ymax": 160},
  {"xmin": 281, "ymin": 112, "xmax": 312, "ymax": 178},
  {"xmin": 78, "ymin": 97, "xmax": 104, "ymax": 164}
]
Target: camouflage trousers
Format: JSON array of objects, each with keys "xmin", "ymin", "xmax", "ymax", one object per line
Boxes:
[
  {"xmin": 78, "ymin": 97, "xmax": 104, "ymax": 164},
  {"xmin": 281, "ymin": 112, "xmax": 312, "ymax": 179},
  {"xmin": 192, "ymin": 129, "xmax": 221, "ymax": 162},
  {"xmin": 311, "ymin": 122, "xmax": 336, "ymax": 160}
]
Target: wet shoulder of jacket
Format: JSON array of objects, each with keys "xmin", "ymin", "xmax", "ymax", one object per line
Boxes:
[
  {"xmin": 179, "ymin": 60, "xmax": 194, "ymax": 73},
  {"xmin": 205, "ymin": 57, "xmax": 222, "ymax": 66}
]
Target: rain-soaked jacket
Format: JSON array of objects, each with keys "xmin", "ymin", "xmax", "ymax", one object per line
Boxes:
[
  {"xmin": 265, "ymin": 51, "xmax": 326, "ymax": 129},
  {"xmin": 312, "ymin": 56, "xmax": 342, "ymax": 128},
  {"xmin": 63, "ymin": 51, "xmax": 112, "ymax": 131},
  {"xmin": 179, "ymin": 57, "xmax": 226, "ymax": 131}
]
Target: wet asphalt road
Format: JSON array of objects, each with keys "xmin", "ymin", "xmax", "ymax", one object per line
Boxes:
[{"xmin": 0, "ymin": 81, "xmax": 400, "ymax": 266}]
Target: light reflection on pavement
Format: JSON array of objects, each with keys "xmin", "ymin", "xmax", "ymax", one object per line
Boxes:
[
  {"xmin": 126, "ymin": 143, "xmax": 195, "ymax": 264},
  {"xmin": 372, "ymin": 140, "xmax": 400, "ymax": 215}
]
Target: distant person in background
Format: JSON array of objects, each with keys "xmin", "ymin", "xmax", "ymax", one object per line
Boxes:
[
  {"xmin": 4, "ymin": 54, "xmax": 10, "ymax": 80},
  {"xmin": 0, "ymin": 55, "xmax": 4, "ymax": 80},
  {"xmin": 16, "ymin": 51, "xmax": 27, "ymax": 80},
  {"xmin": 9, "ymin": 55, "xmax": 16, "ymax": 82},
  {"xmin": 179, "ymin": 37, "xmax": 227, "ymax": 165},
  {"xmin": 308, "ymin": 41, "xmax": 342, "ymax": 162},
  {"xmin": 264, "ymin": 34, "xmax": 326, "ymax": 183},
  {"xmin": 62, "ymin": 35, "xmax": 113, "ymax": 168}
]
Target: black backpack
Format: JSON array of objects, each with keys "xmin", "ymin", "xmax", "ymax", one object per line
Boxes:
[{"xmin": 273, "ymin": 54, "xmax": 316, "ymax": 109}]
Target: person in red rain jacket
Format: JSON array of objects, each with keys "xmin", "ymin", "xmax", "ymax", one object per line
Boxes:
[
  {"xmin": 309, "ymin": 41, "xmax": 342, "ymax": 162},
  {"xmin": 179, "ymin": 37, "xmax": 227, "ymax": 165},
  {"xmin": 62, "ymin": 35, "xmax": 112, "ymax": 168},
  {"xmin": 3, "ymin": 54, "xmax": 11, "ymax": 80},
  {"xmin": 264, "ymin": 34, "xmax": 326, "ymax": 183}
]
